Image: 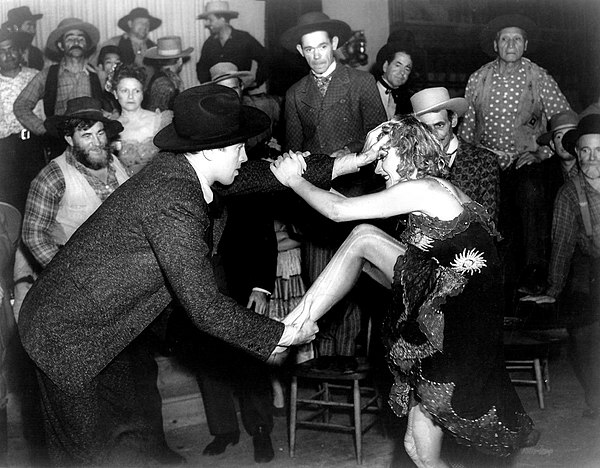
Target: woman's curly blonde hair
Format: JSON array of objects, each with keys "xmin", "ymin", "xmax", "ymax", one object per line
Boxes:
[{"xmin": 383, "ymin": 114, "xmax": 448, "ymax": 181}]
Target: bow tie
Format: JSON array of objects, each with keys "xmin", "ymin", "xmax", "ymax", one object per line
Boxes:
[{"xmin": 378, "ymin": 77, "xmax": 401, "ymax": 98}]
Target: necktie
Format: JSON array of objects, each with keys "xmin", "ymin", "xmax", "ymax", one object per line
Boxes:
[{"xmin": 313, "ymin": 74, "xmax": 332, "ymax": 97}]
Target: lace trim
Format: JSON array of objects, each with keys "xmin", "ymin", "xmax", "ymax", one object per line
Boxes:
[{"xmin": 415, "ymin": 369, "xmax": 534, "ymax": 457}]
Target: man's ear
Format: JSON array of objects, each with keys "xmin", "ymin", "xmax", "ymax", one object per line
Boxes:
[
  {"xmin": 127, "ymin": 19, "xmax": 133, "ymax": 31},
  {"xmin": 57, "ymin": 40, "xmax": 64, "ymax": 52},
  {"xmin": 493, "ymin": 41, "xmax": 498, "ymax": 54},
  {"xmin": 450, "ymin": 112, "xmax": 458, "ymax": 129},
  {"xmin": 523, "ymin": 39, "xmax": 528, "ymax": 53},
  {"xmin": 548, "ymin": 140, "xmax": 555, "ymax": 152},
  {"xmin": 296, "ymin": 43, "xmax": 304, "ymax": 57},
  {"xmin": 382, "ymin": 61, "xmax": 389, "ymax": 74},
  {"xmin": 64, "ymin": 135, "xmax": 73, "ymax": 147},
  {"xmin": 332, "ymin": 36, "xmax": 339, "ymax": 50}
]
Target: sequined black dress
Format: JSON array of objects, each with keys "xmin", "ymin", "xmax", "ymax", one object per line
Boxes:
[{"xmin": 385, "ymin": 202, "xmax": 534, "ymax": 456}]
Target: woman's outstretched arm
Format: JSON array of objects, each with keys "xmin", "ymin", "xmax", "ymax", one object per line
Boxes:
[{"xmin": 283, "ymin": 224, "xmax": 405, "ymax": 327}]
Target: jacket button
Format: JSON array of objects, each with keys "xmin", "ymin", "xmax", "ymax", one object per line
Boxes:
[{"xmin": 340, "ymin": 99, "xmax": 346, "ymax": 103}]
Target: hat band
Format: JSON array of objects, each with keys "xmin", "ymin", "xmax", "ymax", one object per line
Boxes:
[
  {"xmin": 158, "ymin": 48, "xmax": 182, "ymax": 57},
  {"xmin": 71, "ymin": 107, "xmax": 103, "ymax": 116}
]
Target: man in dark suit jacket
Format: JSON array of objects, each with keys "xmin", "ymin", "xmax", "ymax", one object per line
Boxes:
[
  {"xmin": 280, "ymin": 12, "xmax": 386, "ymax": 366},
  {"xmin": 18, "ymin": 84, "xmax": 378, "ymax": 465}
]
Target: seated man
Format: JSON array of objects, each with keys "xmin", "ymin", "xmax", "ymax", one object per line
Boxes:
[{"xmin": 18, "ymin": 84, "xmax": 376, "ymax": 465}]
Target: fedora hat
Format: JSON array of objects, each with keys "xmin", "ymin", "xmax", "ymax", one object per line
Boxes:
[
  {"xmin": 205, "ymin": 62, "xmax": 254, "ymax": 88},
  {"xmin": 562, "ymin": 113, "xmax": 600, "ymax": 157},
  {"xmin": 46, "ymin": 18, "xmax": 100, "ymax": 54},
  {"xmin": 118, "ymin": 8, "xmax": 161, "ymax": 32},
  {"xmin": 410, "ymin": 87, "xmax": 468, "ymax": 117},
  {"xmin": 280, "ymin": 12, "xmax": 352, "ymax": 52},
  {"xmin": 144, "ymin": 36, "xmax": 193, "ymax": 60},
  {"xmin": 6, "ymin": 6, "xmax": 43, "ymax": 27},
  {"xmin": 154, "ymin": 85, "xmax": 270, "ymax": 152},
  {"xmin": 480, "ymin": 14, "xmax": 539, "ymax": 57},
  {"xmin": 537, "ymin": 110, "xmax": 579, "ymax": 146},
  {"xmin": 197, "ymin": 1, "xmax": 239, "ymax": 20},
  {"xmin": 44, "ymin": 97, "xmax": 123, "ymax": 138}
]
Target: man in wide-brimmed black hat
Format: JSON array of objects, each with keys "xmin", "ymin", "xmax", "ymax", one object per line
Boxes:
[
  {"xmin": 3, "ymin": 5, "xmax": 44, "ymax": 70},
  {"xmin": 523, "ymin": 113, "xmax": 600, "ymax": 420},
  {"xmin": 100, "ymin": 7, "xmax": 161, "ymax": 73},
  {"xmin": 458, "ymin": 13, "xmax": 572, "ymax": 302},
  {"xmin": 17, "ymin": 84, "xmax": 378, "ymax": 465}
]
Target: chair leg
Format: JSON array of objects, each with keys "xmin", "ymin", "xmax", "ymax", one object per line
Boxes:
[
  {"xmin": 542, "ymin": 358, "xmax": 550, "ymax": 392},
  {"xmin": 290, "ymin": 376, "xmax": 298, "ymax": 457},
  {"xmin": 353, "ymin": 380, "xmax": 362, "ymax": 464},
  {"xmin": 533, "ymin": 358, "xmax": 545, "ymax": 409},
  {"xmin": 323, "ymin": 382, "xmax": 330, "ymax": 422}
]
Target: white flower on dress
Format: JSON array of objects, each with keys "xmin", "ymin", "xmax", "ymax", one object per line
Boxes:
[
  {"xmin": 450, "ymin": 248, "xmax": 487, "ymax": 275},
  {"xmin": 412, "ymin": 232, "xmax": 434, "ymax": 251}
]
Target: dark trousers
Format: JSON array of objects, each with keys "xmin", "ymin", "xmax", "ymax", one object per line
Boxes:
[
  {"xmin": 568, "ymin": 321, "xmax": 600, "ymax": 410},
  {"xmin": 35, "ymin": 334, "xmax": 169, "ymax": 466}
]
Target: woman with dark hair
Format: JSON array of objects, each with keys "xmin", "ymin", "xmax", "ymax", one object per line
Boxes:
[
  {"xmin": 270, "ymin": 115, "xmax": 535, "ymax": 467},
  {"xmin": 111, "ymin": 63, "xmax": 172, "ymax": 174}
]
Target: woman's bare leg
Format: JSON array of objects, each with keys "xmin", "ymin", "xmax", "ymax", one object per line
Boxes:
[
  {"xmin": 404, "ymin": 404, "xmax": 448, "ymax": 468},
  {"xmin": 283, "ymin": 224, "xmax": 405, "ymax": 326}
]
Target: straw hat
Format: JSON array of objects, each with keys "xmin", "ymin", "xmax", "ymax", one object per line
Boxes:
[
  {"xmin": 205, "ymin": 62, "xmax": 254, "ymax": 88},
  {"xmin": 197, "ymin": 1, "xmax": 239, "ymax": 20},
  {"xmin": 144, "ymin": 36, "xmax": 193, "ymax": 60},
  {"xmin": 410, "ymin": 87, "xmax": 468, "ymax": 117}
]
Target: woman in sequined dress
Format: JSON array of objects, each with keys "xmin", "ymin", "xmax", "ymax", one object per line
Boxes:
[
  {"xmin": 270, "ymin": 115, "xmax": 534, "ymax": 467},
  {"xmin": 111, "ymin": 64, "xmax": 172, "ymax": 175}
]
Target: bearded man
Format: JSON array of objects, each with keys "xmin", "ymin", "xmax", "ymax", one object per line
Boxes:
[{"xmin": 21, "ymin": 97, "xmax": 129, "ymax": 268}]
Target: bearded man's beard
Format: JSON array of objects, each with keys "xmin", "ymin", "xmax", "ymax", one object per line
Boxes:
[{"xmin": 72, "ymin": 144, "xmax": 111, "ymax": 170}]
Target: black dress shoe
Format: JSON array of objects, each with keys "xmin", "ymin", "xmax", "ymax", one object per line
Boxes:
[
  {"xmin": 253, "ymin": 426, "xmax": 274, "ymax": 463},
  {"xmin": 202, "ymin": 432, "xmax": 240, "ymax": 456}
]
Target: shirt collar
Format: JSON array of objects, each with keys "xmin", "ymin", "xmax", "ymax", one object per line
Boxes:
[
  {"xmin": 312, "ymin": 60, "xmax": 336, "ymax": 79},
  {"xmin": 184, "ymin": 153, "xmax": 214, "ymax": 203},
  {"xmin": 446, "ymin": 135, "xmax": 459, "ymax": 167}
]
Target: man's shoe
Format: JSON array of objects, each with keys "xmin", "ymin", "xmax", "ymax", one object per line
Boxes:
[
  {"xmin": 253, "ymin": 426, "xmax": 274, "ymax": 463},
  {"xmin": 202, "ymin": 432, "xmax": 240, "ymax": 456}
]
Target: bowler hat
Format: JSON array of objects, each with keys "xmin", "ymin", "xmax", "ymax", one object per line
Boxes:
[
  {"xmin": 410, "ymin": 87, "xmax": 468, "ymax": 117},
  {"xmin": 480, "ymin": 14, "xmax": 539, "ymax": 57},
  {"xmin": 144, "ymin": 36, "xmax": 193, "ymax": 60},
  {"xmin": 46, "ymin": 18, "xmax": 100, "ymax": 54},
  {"xmin": 537, "ymin": 110, "xmax": 579, "ymax": 146},
  {"xmin": 44, "ymin": 97, "xmax": 123, "ymax": 138},
  {"xmin": 197, "ymin": 1, "xmax": 239, "ymax": 20},
  {"xmin": 118, "ymin": 8, "xmax": 161, "ymax": 32},
  {"xmin": 562, "ymin": 114, "xmax": 600, "ymax": 157},
  {"xmin": 154, "ymin": 85, "xmax": 270, "ymax": 152},
  {"xmin": 6, "ymin": 6, "xmax": 43, "ymax": 27},
  {"xmin": 280, "ymin": 12, "xmax": 352, "ymax": 52},
  {"xmin": 205, "ymin": 62, "xmax": 254, "ymax": 88}
]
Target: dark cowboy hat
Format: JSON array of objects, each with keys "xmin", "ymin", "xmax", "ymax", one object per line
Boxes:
[
  {"xmin": 44, "ymin": 96, "xmax": 123, "ymax": 138},
  {"xmin": 537, "ymin": 110, "xmax": 579, "ymax": 146},
  {"xmin": 154, "ymin": 85, "xmax": 270, "ymax": 152},
  {"xmin": 480, "ymin": 14, "xmax": 539, "ymax": 57},
  {"xmin": 280, "ymin": 12, "xmax": 352, "ymax": 52},
  {"xmin": 46, "ymin": 18, "xmax": 100, "ymax": 54},
  {"xmin": 6, "ymin": 6, "xmax": 43, "ymax": 26},
  {"xmin": 562, "ymin": 113, "xmax": 600, "ymax": 157},
  {"xmin": 118, "ymin": 8, "xmax": 162, "ymax": 32},
  {"xmin": 0, "ymin": 24, "xmax": 32, "ymax": 49}
]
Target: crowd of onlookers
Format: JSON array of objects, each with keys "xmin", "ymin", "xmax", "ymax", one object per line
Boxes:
[{"xmin": 0, "ymin": 1, "xmax": 598, "ymax": 466}]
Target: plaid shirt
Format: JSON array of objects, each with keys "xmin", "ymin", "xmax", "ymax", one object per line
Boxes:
[
  {"xmin": 22, "ymin": 149, "xmax": 124, "ymax": 267},
  {"xmin": 547, "ymin": 174, "xmax": 600, "ymax": 297},
  {"xmin": 13, "ymin": 60, "xmax": 96, "ymax": 135}
]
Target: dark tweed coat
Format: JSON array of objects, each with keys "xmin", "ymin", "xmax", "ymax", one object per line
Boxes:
[
  {"xmin": 18, "ymin": 152, "xmax": 334, "ymax": 392},
  {"xmin": 285, "ymin": 62, "xmax": 386, "ymax": 154}
]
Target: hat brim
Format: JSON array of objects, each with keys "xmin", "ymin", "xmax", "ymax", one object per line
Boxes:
[
  {"xmin": 414, "ymin": 98, "xmax": 468, "ymax": 118},
  {"xmin": 154, "ymin": 106, "xmax": 270, "ymax": 152},
  {"xmin": 561, "ymin": 129, "xmax": 579, "ymax": 157},
  {"xmin": 480, "ymin": 14, "xmax": 539, "ymax": 57},
  {"xmin": 118, "ymin": 15, "xmax": 162, "ymax": 32},
  {"xmin": 206, "ymin": 71, "xmax": 254, "ymax": 88},
  {"xmin": 46, "ymin": 21, "xmax": 100, "ymax": 54},
  {"xmin": 197, "ymin": 11, "xmax": 239, "ymax": 20},
  {"xmin": 44, "ymin": 112, "xmax": 123, "ymax": 139},
  {"xmin": 537, "ymin": 123, "xmax": 578, "ymax": 146},
  {"xmin": 280, "ymin": 20, "xmax": 352, "ymax": 52},
  {"xmin": 0, "ymin": 28, "xmax": 33, "ymax": 48},
  {"xmin": 144, "ymin": 46, "xmax": 194, "ymax": 60}
]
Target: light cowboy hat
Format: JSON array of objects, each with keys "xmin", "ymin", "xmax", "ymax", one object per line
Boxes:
[
  {"xmin": 537, "ymin": 110, "xmax": 579, "ymax": 146},
  {"xmin": 197, "ymin": 1, "xmax": 239, "ymax": 20},
  {"xmin": 46, "ymin": 18, "xmax": 100, "ymax": 54},
  {"xmin": 410, "ymin": 87, "xmax": 468, "ymax": 117},
  {"xmin": 280, "ymin": 11, "xmax": 352, "ymax": 52},
  {"xmin": 118, "ymin": 7, "xmax": 162, "ymax": 32},
  {"xmin": 44, "ymin": 96, "xmax": 124, "ymax": 138},
  {"xmin": 144, "ymin": 36, "xmax": 194, "ymax": 60},
  {"xmin": 205, "ymin": 62, "xmax": 254, "ymax": 88},
  {"xmin": 480, "ymin": 14, "xmax": 539, "ymax": 57},
  {"xmin": 154, "ymin": 84, "xmax": 270, "ymax": 152}
]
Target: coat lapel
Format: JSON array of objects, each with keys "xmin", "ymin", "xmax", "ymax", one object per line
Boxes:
[
  {"xmin": 320, "ymin": 64, "xmax": 350, "ymax": 111},
  {"xmin": 299, "ymin": 75, "xmax": 323, "ymax": 110}
]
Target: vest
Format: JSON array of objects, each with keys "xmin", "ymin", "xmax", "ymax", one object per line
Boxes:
[
  {"xmin": 52, "ymin": 155, "xmax": 129, "ymax": 245},
  {"xmin": 470, "ymin": 58, "xmax": 547, "ymax": 154},
  {"xmin": 118, "ymin": 36, "xmax": 156, "ymax": 66},
  {"xmin": 43, "ymin": 64, "xmax": 103, "ymax": 117}
]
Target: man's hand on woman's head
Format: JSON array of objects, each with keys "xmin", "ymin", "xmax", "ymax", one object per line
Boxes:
[{"xmin": 270, "ymin": 151, "xmax": 307, "ymax": 187}]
